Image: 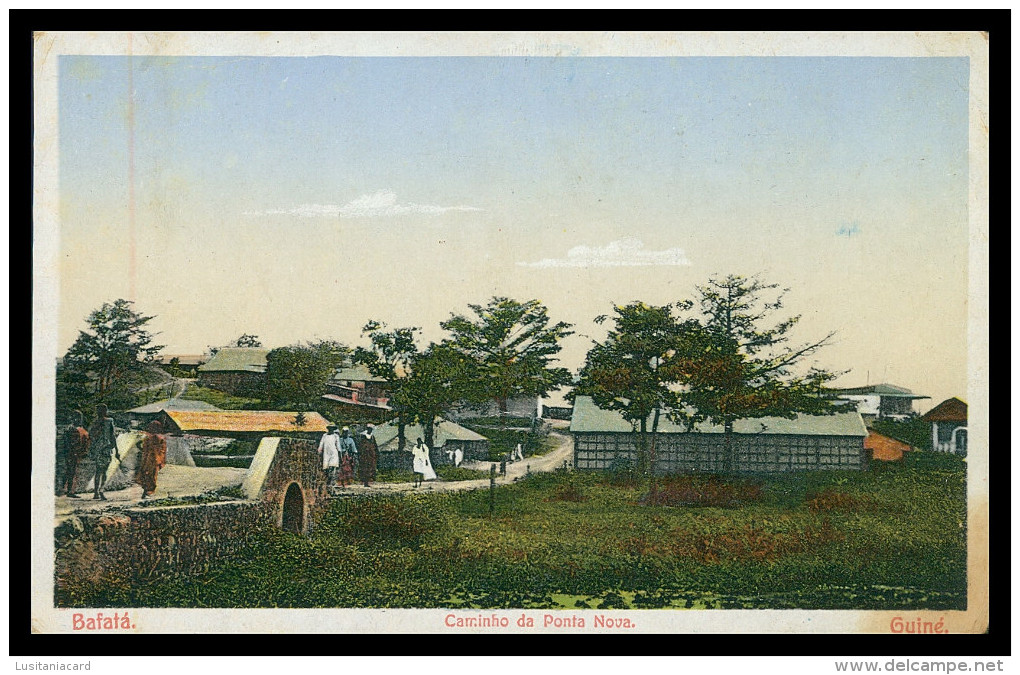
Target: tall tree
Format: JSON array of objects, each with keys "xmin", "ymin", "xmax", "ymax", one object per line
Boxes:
[
  {"xmin": 353, "ymin": 321, "xmax": 422, "ymax": 451},
  {"xmin": 266, "ymin": 340, "xmax": 349, "ymax": 409},
  {"xmin": 686, "ymin": 274, "xmax": 848, "ymax": 470},
  {"xmin": 441, "ymin": 297, "xmax": 574, "ymax": 420},
  {"xmin": 59, "ymin": 299, "xmax": 164, "ymax": 417},
  {"xmin": 574, "ymin": 301, "xmax": 706, "ymax": 480},
  {"xmin": 391, "ymin": 342, "xmax": 474, "ymax": 450}
]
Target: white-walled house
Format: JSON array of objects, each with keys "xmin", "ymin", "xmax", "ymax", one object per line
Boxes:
[
  {"xmin": 831, "ymin": 383, "xmax": 930, "ymax": 421},
  {"xmin": 921, "ymin": 397, "xmax": 968, "ymax": 455}
]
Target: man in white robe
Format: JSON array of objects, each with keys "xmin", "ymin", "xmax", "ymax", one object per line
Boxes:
[{"xmin": 318, "ymin": 425, "xmax": 341, "ymax": 491}]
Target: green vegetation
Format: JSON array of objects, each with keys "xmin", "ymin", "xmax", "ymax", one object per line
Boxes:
[
  {"xmin": 179, "ymin": 385, "xmax": 263, "ymax": 410},
  {"xmin": 460, "ymin": 421, "xmax": 554, "ymax": 462},
  {"xmin": 77, "ymin": 452, "xmax": 966, "ymax": 610},
  {"xmin": 871, "ymin": 417, "xmax": 932, "ymax": 450},
  {"xmin": 57, "ymin": 299, "xmax": 165, "ymax": 419},
  {"xmin": 435, "ymin": 465, "xmax": 491, "ymax": 481}
]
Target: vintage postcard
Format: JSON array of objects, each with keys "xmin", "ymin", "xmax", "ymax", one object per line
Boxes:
[{"xmin": 31, "ymin": 31, "xmax": 989, "ymax": 635}]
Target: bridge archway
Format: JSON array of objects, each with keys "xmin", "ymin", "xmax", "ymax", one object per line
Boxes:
[{"xmin": 281, "ymin": 482, "xmax": 305, "ymax": 534}]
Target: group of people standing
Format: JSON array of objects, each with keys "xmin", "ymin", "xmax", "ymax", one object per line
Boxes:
[
  {"xmin": 57, "ymin": 404, "xmax": 167, "ymax": 501},
  {"xmin": 317, "ymin": 424, "xmax": 378, "ymax": 491},
  {"xmin": 317, "ymin": 424, "xmax": 439, "ymax": 491}
]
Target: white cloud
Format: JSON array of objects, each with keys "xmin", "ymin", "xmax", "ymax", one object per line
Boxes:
[
  {"xmin": 518, "ymin": 238, "xmax": 692, "ymax": 268},
  {"xmin": 245, "ymin": 190, "xmax": 482, "ymax": 218}
]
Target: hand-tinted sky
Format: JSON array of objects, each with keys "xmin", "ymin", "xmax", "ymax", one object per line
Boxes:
[{"xmin": 58, "ymin": 55, "xmax": 970, "ymax": 409}]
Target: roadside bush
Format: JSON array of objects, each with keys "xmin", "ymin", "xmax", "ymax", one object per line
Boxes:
[
  {"xmin": 644, "ymin": 476, "xmax": 764, "ymax": 507},
  {"xmin": 317, "ymin": 495, "xmax": 448, "ymax": 547}
]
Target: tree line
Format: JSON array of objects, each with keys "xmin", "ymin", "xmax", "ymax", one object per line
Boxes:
[{"xmin": 56, "ymin": 274, "xmax": 849, "ymax": 473}]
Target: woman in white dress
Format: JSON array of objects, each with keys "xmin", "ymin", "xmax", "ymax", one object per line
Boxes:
[{"xmin": 412, "ymin": 437, "xmax": 438, "ymax": 487}]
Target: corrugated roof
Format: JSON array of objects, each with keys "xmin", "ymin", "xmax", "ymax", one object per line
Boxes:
[
  {"xmin": 197, "ymin": 348, "xmax": 269, "ymax": 373},
  {"xmin": 374, "ymin": 418, "xmax": 488, "ymax": 450},
  {"xmin": 570, "ymin": 396, "xmax": 867, "ymax": 437},
  {"xmin": 163, "ymin": 410, "xmax": 330, "ymax": 433},
  {"xmin": 921, "ymin": 397, "xmax": 967, "ymax": 423},
  {"xmin": 832, "ymin": 383, "xmax": 929, "ymax": 399},
  {"xmin": 128, "ymin": 398, "xmax": 222, "ymax": 413},
  {"xmin": 865, "ymin": 430, "xmax": 912, "ymax": 461},
  {"xmin": 330, "ymin": 363, "xmax": 388, "ymax": 383}
]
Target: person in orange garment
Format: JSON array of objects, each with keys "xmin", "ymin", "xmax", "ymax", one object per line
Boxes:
[
  {"xmin": 135, "ymin": 420, "xmax": 167, "ymax": 499},
  {"xmin": 58, "ymin": 409, "xmax": 89, "ymax": 496}
]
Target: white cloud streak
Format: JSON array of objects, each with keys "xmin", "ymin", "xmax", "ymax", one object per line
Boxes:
[
  {"xmin": 245, "ymin": 190, "xmax": 482, "ymax": 218},
  {"xmin": 518, "ymin": 238, "xmax": 692, "ymax": 269}
]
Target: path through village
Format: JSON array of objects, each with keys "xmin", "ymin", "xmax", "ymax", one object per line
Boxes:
[{"xmin": 53, "ymin": 425, "xmax": 574, "ymax": 524}]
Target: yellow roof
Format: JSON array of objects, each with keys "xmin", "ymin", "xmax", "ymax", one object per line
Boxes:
[{"xmin": 164, "ymin": 410, "xmax": 330, "ymax": 433}]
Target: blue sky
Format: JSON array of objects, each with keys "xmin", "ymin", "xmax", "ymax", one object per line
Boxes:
[{"xmin": 58, "ymin": 55, "xmax": 971, "ymax": 407}]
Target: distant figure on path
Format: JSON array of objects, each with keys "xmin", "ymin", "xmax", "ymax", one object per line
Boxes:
[
  {"xmin": 338, "ymin": 426, "xmax": 358, "ymax": 488},
  {"xmin": 58, "ymin": 410, "xmax": 89, "ymax": 496},
  {"xmin": 318, "ymin": 425, "xmax": 341, "ymax": 492},
  {"xmin": 87, "ymin": 404, "xmax": 119, "ymax": 501},
  {"xmin": 412, "ymin": 437, "xmax": 437, "ymax": 487},
  {"xmin": 135, "ymin": 420, "xmax": 167, "ymax": 499},
  {"xmin": 359, "ymin": 424, "xmax": 378, "ymax": 487},
  {"xmin": 512, "ymin": 442, "xmax": 524, "ymax": 462}
]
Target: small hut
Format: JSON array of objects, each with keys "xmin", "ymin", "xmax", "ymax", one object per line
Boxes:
[{"xmin": 372, "ymin": 418, "xmax": 490, "ymax": 471}]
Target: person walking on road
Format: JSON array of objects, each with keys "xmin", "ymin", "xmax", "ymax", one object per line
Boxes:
[
  {"xmin": 318, "ymin": 424, "xmax": 342, "ymax": 492},
  {"xmin": 135, "ymin": 420, "xmax": 167, "ymax": 499},
  {"xmin": 87, "ymin": 404, "xmax": 120, "ymax": 501},
  {"xmin": 58, "ymin": 410, "xmax": 89, "ymax": 496},
  {"xmin": 359, "ymin": 424, "xmax": 378, "ymax": 487},
  {"xmin": 412, "ymin": 437, "xmax": 437, "ymax": 487},
  {"xmin": 337, "ymin": 426, "xmax": 358, "ymax": 488}
]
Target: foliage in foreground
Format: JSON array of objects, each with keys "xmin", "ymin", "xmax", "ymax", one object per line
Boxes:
[{"xmin": 63, "ymin": 453, "xmax": 966, "ymax": 610}]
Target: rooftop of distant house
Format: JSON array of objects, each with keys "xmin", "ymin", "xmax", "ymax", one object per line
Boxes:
[
  {"xmin": 831, "ymin": 383, "xmax": 931, "ymax": 399},
  {"xmin": 921, "ymin": 397, "xmax": 968, "ymax": 423},
  {"xmin": 197, "ymin": 348, "xmax": 269, "ymax": 373},
  {"xmin": 374, "ymin": 418, "xmax": 487, "ymax": 449},
  {"xmin": 128, "ymin": 398, "xmax": 222, "ymax": 414},
  {"xmin": 570, "ymin": 396, "xmax": 867, "ymax": 437},
  {"xmin": 330, "ymin": 363, "xmax": 389, "ymax": 383},
  {"xmin": 160, "ymin": 409, "xmax": 330, "ymax": 433}
]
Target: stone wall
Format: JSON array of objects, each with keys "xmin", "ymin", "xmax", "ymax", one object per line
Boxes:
[{"xmin": 54, "ymin": 500, "xmax": 273, "ymax": 606}]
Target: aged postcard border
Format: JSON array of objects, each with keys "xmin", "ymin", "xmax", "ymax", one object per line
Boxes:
[{"xmin": 30, "ymin": 30, "xmax": 990, "ymax": 636}]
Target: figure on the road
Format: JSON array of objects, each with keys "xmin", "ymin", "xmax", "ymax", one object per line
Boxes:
[
  {"xmin": 87, "ymin": 404, "xmax": 120, "ymax": 501},
  {"xmin": 318, "ymin": 424, "xmax": 341, "ymax": 492},
  {"xmin": 57, "ymin": 410, "xmax": 89, "ymax": 496},
  {"xmin": 338, "ymin": 426, "xmax": 358, "ymax": 488},
  {"xmin": 512, "ymin": 442, "xmax": 524, "ymax": 463},
  {"xmin": 412, "ymin": 437, "xmax": 437, "ymax": 487},
  {"xmin": 135, "ymin": 420, "xmax": 167, "ymax": 499},
  {"xmin": 358, "ymin": 424, "xmax": 378, "ymax": 487}
]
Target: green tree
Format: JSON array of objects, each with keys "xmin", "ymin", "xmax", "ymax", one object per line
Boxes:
[
  {"xmin": 392, "ymin": 342, "xmax": 474, "ymax": 450},
  {"xmin": 574, "ymin": 302, "xmax": 706, "ymax": 480},
  {"xmin": 58, "ymin": 299, "xmax": 164, "ymax": 418},
  {"xmin": 266, "ymin": 340, "xmax": 349, "ymax": 409},
  {"xmin": 686, "ymin": 274, "xmax": 848, "ymax": 471},
  {"xmin": 353, "ymin": 321, "xmax": 422, "ymax": 451},
  {"xmin": 441, "ymin": 297, "xmax": 574, "ymax": 422}
]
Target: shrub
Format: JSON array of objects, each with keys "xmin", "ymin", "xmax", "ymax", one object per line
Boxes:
[
  {"xmin": 318, "ymin": 495, "xmax": 447, "ymax": 546},
  {"xmin": 805, "ymin": 489, "xmax": 880, "ymax": 513},
  {"xmin": 435, "ymin": 465, "xmax": 490, "ymax": 481},
  {"xmin": 644, "ymin": 476, "xmax": 764, "ymax": 508}
]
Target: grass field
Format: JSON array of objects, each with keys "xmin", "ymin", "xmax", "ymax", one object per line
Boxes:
[{"xmin": 69, "ymin": 452, "xmax": 967, "ymax": 610}]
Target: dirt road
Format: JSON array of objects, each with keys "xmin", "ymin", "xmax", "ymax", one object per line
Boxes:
[
  {"xmin": 335, "ymin": 429, "xmax": 574, "ymax": 496},
  {"xmin": 53, "ymin": 425, "xmax": 575, "ymax": 519}
]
